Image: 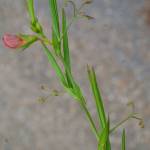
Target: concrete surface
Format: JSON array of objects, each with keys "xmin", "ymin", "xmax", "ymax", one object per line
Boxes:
[{"xmin": 0, "ymin": 0, "xmax": 150, "ymax": 150}]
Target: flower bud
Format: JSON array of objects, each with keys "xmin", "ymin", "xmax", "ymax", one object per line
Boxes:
[
  {"xmin": 2, "ymin": 34, "xmax": 26, "ymax": 49},
  {"xmin": 2, "ymin": 34, "xmax": 38, "ymax": 50}
]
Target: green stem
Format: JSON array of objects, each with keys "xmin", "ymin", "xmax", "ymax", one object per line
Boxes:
[
  {"xmin": 41, "ymin": 42, "xmax": 67, "ymax": 85},
  {"xmin": 80, "ymin": 100, "xmax": 99, "ymax": 141},
  {"xmin": 27, "ymin": 0, "xmax": 36, "ymax": 22}
]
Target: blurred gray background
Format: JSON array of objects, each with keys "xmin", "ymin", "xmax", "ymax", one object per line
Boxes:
[{"xmin": 0, "ymin": 0, "xmax": 150, "ymax": 150}]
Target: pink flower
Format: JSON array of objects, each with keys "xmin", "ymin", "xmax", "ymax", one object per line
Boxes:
[{"xmin": 2, "ymin": 34, "xmax": 26, "ymax": 49}]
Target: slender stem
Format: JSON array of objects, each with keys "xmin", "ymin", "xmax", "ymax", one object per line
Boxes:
[
  {"xmin": 80, "ymin": 100, "xmax": 99, "ymax": 141},
  {"xmin": 41, "ymin": 42, "xmax": 67, "ymax": 85},
  {"xmin": 110, "ymin": 114, "xmax": 133, "ymax": 133},
  {"xmin": 27, "ymin": 0, "xmax": 36, "ymax": 22}
]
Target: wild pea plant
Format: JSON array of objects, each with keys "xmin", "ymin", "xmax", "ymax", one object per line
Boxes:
[{"xmin": 3, "ymin": 0, "xmax": 144, "ymax": 149}]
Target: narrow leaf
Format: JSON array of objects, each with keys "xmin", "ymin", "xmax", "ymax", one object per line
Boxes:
[
  {"xmin": 52, "ymin": 28, "xmax": 61, "ymax": 55},
  {"xmin": 62, "ymin": 8, "xmax": 73, "ymax": 87},
  {"xmin": 49, "ymin": 0, "xmax": 60, "ymax": 37},
  {"xmin": 87, "ymin": 65, "xmax": 106, "ymax": 129},
  {"xmin": 62, "ymin": 8, "xmax": 71, "ymax": 72},
  {"xmin": 88, "ymin": 66, "xmax": 111, "ymax": 150},
  {"xmin": 49, "ymin": 0, "xmax": 61, "ymax": 55}
]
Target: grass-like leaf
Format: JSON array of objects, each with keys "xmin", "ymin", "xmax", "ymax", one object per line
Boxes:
[
  {"xmin": 52, "ymin": 29, "xmax": 61, "ymax": 55},
  {"xmin": 87, "ymin": 65, "xmax": 106, "ymax": 129},
  {"xmin": 62, "ymin": 8, "xmax": 71, "ymax": 71},
  {"xmin": 87, "ymin": 66, "xmax": 111, "ymax": 150},
  {"xmin": 121, "ymin": 129, "xmax": 126, "ymax": 150},
  {"xmin": 49, "ymin": 0, "xmax": 61, "ymax": 55},
  {"xmin": 62, "ymin": 8, "xmax": 73, "ymax": 87},
  {"xmin": 49, "ymin": 0, "xmax": 60, "ymax": 37}
]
